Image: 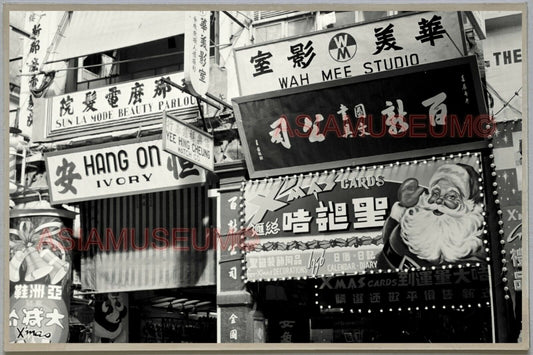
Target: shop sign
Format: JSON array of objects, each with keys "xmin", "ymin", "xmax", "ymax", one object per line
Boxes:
[
  {"xmin": 163, "ymin": 111, "xmax": 214, "ymax": 171},
  {"xmin": 220, "ymin": 308, "xmax": 247, "ymax": 343},
  {"xmin": 502, "ymin": 205, "xmax": 522, "ymax": 295},
  {"xmin": 316, "ymin": 265, "xmax": 491, "ymax": 310},
  {"xmin": 40, "ymin": 72, "xmax": 198, "ymax": 139},
  {"xmin": 44, "ymin": 136, "xmax": 206, "ymax": 204},
  {"xmin": 233, "ymin": 56, "xmax": 488, "ymax": 178},
  {"xmin": 492, "ymin": 120, "xmax": 522, "ymax": 206},
  {"xmin": 234, "ymin": 11, "xmax": 465, "ymax": 95},
  {"xmin": 243, "ymin": 153, "xmax": 488, "ymax": 281},
  {"xmin": 184, "ymin": 11, "xmax": 210, "ymax": 96},
  {"xmin": 18, "ymin": 11, "xmax": 62, "ymax": 138},
  {"xmin": 9, "ymin": 213, "xmax": 73, "ymax": 343},
  {"xmin": 482, "ymin": 17, "xmax": 522, "ymax": 120}
]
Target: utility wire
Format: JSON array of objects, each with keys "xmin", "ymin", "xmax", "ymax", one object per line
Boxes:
[
  {"xmin": 493, "ymin": 87, "xmax": 522, "ymax": 117},
  {"xmin": 18, "ymin": 43, "xmax": 233, "ymax": 77}
]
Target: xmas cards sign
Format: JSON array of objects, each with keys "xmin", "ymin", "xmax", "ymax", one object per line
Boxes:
[{"xmin": 243, "ymin": 153, "xmax": 489, "ymax": 281}]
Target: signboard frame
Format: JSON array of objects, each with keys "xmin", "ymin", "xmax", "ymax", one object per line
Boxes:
[
  {"xmin": 36, "ymin": 72, "xmax": 200, "ymax": 142},
  {"xmin": 233, "ymin": 56, "xmax": 489, "ymax": 179},
  {"xmin": 162, "ymin": 111, "xmax": 215, "ymax": 172},
  {"xmin": 44, "ymin": 135, "xmax": 206, "ymax": 205},
  {"xmin": 233, "ymin": 11, "xmax": 467, "ymax": 96}
]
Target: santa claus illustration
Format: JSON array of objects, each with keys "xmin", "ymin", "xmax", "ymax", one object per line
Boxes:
[{"xmin": 380, "ymin": 163, "xmax": 485, "ymax": 269}]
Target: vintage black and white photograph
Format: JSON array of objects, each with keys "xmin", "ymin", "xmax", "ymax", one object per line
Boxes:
[{"xmin": 3, "ymin": 3, "xmax": 528, "ymax": 351}]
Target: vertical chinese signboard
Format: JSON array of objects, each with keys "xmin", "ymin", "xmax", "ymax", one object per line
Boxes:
[
  {"xmin": 492, "ymin": 120, "xmax": 523, "ymax": 318},
  {"xmin": 18, "ymin": 11, "xmax": 63, "ymax": 137},
  {"xmin": 9, "ymin": 209, "xmax": 75, "ymax": 343},
  {"xmin": 184, "ymin": 11, "xmax": 210, "ymax": 96},
  {"xmin": 233, "ymin": 56, "xmax": 488, "ymax": 179},
  {"xmin": 234, "ymin": 11, "xmax": 465, "ymax": 95},
  {"xmin": 242, "ymin": 153, "xmax": 489, "ymax": 281}
]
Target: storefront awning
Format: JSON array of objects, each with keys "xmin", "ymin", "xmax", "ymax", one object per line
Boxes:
[{"xmin": 50, "ymin": 11, "xmax": 186, "ymax": 62}]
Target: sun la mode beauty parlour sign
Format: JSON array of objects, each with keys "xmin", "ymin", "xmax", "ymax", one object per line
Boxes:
[
  {"xmin": 234, "ymin": 11, "xmax": 465, "ymax": 95},
  {"xmin": 37, "ymin": 72, "xmax": 198, "ymax": 140},
  {"xmin": 44, "ymin": 136, "xmax": 206, "ymax": 204},
  {"xmin": 243, "ymin": 153, "xmax": 488, "ymax": 281},
  {"xmin": 233, "ymin": 56, "xmax": 488, "ymax": 179}
]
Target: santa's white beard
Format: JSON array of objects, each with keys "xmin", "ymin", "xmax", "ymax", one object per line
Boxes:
[{"xmin": 399, "ymin": 193, "xmax": 484, "ymax": 264}]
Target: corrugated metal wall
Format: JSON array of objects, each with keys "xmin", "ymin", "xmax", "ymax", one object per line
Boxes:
[{"xmin": 80, "ymin": 186, "xmax": 216, "ymax": 293}]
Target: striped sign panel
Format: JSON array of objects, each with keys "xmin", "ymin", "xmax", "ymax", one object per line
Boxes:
[{"xmin": 80, "ymin": 186, "xmax": 216, "ymax": 293}]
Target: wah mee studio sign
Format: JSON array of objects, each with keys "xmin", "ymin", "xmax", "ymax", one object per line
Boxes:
[
  {"xmin": 242, "ymin": 152, "xmax": 489, "ymax": 281},
  {"xmin": 234, "ymin": 11, "xmax": 465, "ymax": 95},
  {"xmin": 35, "ymin": 72, "xmax": 198, "ymax": 141},
  {"xmin": 233, "ymin": 56, "xmax": 490, "ymax": 179},
  {"xmin": 44, "ymin": 136, "xmax": 206, "ymax": 204}
]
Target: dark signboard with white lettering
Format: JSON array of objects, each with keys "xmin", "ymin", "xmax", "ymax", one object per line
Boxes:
[{"xmin": 233, "ymin": 56, "xmax": 488, "ymax": 178}]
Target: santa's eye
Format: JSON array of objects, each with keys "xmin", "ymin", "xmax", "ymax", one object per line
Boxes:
[{"xmin": 445, "ymin": 193, "xmax": 459, "ymax": 201}]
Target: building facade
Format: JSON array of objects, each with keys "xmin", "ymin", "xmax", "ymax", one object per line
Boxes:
[{"xmin": 6, "ymin": 8, "xmax": 524, "ymax": 345}]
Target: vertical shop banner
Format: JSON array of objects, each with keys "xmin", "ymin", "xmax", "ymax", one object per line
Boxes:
[
  {"xmin": 233, "ymin": 56, "xmax": 488, "ymax": 178},
  {"xmin": 44, "ymin": 136, "xmax": 206, "ymax": 204},
  {"xmin": 492, "ymin": 120, "xmax": 522, "ymax": 206},
  {"xmin": 234, "ymin": 11, "xmax": 465, "ymax": 95},
  {"xmin": 243, "ymin": 153, "xmax": 488, "ymax": 281},
  {"xmin": 9, "ymin": 210, "xmax": 75, "ymax": 343},
  {"xmin": 18, "ymin": 11, "xmax": 63, "ymax": 137},
  {"xmin": 501, "ymin": 206, "xmax": 522, "ymax": 301},
  {"xmin": 184, "ymin": 11, "xmax": 210, "ymax": 96}
]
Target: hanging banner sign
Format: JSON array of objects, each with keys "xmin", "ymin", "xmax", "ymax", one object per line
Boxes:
[
  {"xmin": 315, "ymin": 265, "xmax": 491, "ymax": 311},
  {"xmin": 234, "ymin": 11, "xmax": 465, "ymax": 95},
  {"xmin": 482, "ymin": 16, "xmax": 522, "ymax": 121},
  {"xmin": 9, "ymin": 211, "xmax": 74, "ymax": 343},
  {"xmin": 39, "ymin": 72, "xmax": 198, "ymax": 140},
  {"xmin": 501, "ymin": 205, "xmax": 522, "ymax": 296},
  {"xmin": 184, "ymin": 11, "xmax": 211, "ymax": 96},
  {"xmin": 44, "ymin": 136, "xmax": 206, "ymax": 204},
  {"xmin": 243, "ymin": 153, "xmax": 488, "ymax": 281},
  {"xmin": 18, "ymin": 11, "xmax": 63, "ymax": 138},
  {"xmin": 233, "ymin": 56, "xmax": 489, "ymax": 179},
  {"xmin": 162, "ymin": 111, "xmax": 214, "ymax": 171}
]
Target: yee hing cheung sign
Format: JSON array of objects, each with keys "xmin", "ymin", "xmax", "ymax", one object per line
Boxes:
[
  {"xmin": 242, "ymin": 153, "xmax": 489, "ymax": 282},
  {"xmin": 233, "ymin": 56, "xmax": 490, "ymax": 179},
  {"xmin": 44, "ymin": 136, "xmax": 206, "ymax": 204}
]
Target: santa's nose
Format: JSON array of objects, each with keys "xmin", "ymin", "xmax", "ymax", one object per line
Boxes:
[{"xmin": 435, "ymin": 197, "xmax": 444, "ymax": 205}]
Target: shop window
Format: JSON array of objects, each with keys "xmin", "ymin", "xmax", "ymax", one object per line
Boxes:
[
  {"xmin": 73, "ymin": 12, "xmax": 219, "ymax": 92},
  {"xmin": 252, "ymin": 12, "xmax": 317, "ymax": 43},
  {"xmin": 254, "ymin": 22, "xmax": 282, "ymax": 42}
]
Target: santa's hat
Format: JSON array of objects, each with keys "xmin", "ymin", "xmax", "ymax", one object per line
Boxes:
[{"xmin": 429, "ymin": 163, "xmax": 482, "ymax": 203}]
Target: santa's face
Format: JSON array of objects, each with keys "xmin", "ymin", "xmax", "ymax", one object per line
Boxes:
[{"xmin": 398, "ymin": 179, "xmax": 484, "ymax": 264}]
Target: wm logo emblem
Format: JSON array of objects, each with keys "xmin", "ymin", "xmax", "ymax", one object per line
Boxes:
[{"xmin": 329, "ymin": 33, "xmax": 357, "ymax": 62}]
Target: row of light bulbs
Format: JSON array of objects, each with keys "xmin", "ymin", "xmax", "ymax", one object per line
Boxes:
[{"xmin": 237, "ymin": 148, "xmax": 512, "ymax": 301}]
